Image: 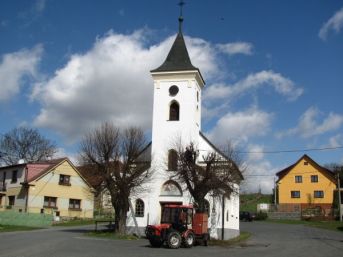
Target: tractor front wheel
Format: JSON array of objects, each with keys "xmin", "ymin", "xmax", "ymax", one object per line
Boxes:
[
  {"xmin": 167, "ymin": 231, "xmax": 182, "ymax": 249},
  {"xmin": 183, "ymin": 231, "xmax": 195, "ymax": 248}
]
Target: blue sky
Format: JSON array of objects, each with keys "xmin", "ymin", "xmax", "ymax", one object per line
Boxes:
[{"xmin": 1, "ymin": 0, "xmax": 343, "ymax": 193}]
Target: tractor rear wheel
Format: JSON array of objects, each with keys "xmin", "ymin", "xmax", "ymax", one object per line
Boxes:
[
  {"xmin": 183, "ymin": 231, "xmax": 195, "ymax": 248},
  {"xmin": 167, "ymin": 231, "xmax": 182, "ymax": 249}
]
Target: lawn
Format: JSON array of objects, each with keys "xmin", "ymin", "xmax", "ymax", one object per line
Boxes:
[
  {"xmin": 209, "ymin": 231, "xmax": 251, "ymax": 247},
  {"xmin": 53, "ymin": 219, "xmax": 95, "ymax": 226},
  {"xmin": 240, "ymin": 193, "xmax": 273, "ymax": 213},
  {"xmin": 265, "ymin": 219, "xmax": 343, "ymax": 232},
  {"xmin": 0, "ymin": 224, "xmax": 41, "ymax": 232}
]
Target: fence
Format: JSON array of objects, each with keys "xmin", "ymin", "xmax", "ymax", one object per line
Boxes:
[
  {"xmin": 265, "ymin": 203, "xmax": 335, "ymax": 220},
  {"xmin": 0, "ymin": 211, "xmax": 53, "ymax": 227}
]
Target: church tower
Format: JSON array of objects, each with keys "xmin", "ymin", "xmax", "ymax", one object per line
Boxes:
[{"xmin": 150, "ymin": 9, "xmax": 205, "ymax": 167}]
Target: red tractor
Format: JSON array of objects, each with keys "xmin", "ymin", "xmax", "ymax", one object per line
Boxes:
[{"xmin": 145, "ymin": 204, "xmax": 209, "ymax": 249}]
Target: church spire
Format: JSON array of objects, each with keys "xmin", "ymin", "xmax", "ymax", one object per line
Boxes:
[{"xmin": 151, "ymin": 0, "xmax": 203, "ymax": 83}]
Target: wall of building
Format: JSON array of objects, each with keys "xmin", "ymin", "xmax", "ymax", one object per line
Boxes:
[
  {"xmin": 27, "ymin": 161, "xmax": 94, "ymax": 219},
  {"xmin": 278, "ymin": 158, "xmax": 336, "ymax": 205}
]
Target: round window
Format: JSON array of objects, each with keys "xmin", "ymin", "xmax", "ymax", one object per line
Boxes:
[{"xmin": 169, "ymin": 85, "xmax": 179, "ymax": 96}]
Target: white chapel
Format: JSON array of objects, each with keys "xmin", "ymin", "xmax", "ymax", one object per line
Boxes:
[{"xmin": 126, "ymin": 10, "xmax": 242, "ymax": 240}]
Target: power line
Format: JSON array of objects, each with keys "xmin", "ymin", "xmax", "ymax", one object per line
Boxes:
[{"xmin": 236, "ymin": 146, "xmax": 343, "ymax": 154}]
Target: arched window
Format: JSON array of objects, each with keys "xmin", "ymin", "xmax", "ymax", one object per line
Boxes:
[
  {"xmin": 168, "ymin": 149, "xmax": 178, "ymax": 171},
  {"xmin": 169, "ymin": 101, "xmax": 179, "ymax": 121},
  {"xmin": 161, "ymin": 180, "xmax": 182, "ymax": 196},
  {"xmin": 135, "ymin": 199, "xmax": 144, "ymax": 217}
]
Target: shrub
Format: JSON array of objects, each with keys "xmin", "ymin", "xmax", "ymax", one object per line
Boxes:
[{"xmin": 255, "ymin": 211, "xmax": 268, "ymax": 220}]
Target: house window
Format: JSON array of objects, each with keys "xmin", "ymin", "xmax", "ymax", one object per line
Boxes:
[
  {"xmin": 304, "ymin": 161, "xmax": 308, "ymax": 165},
  {"xmin": 168, "ymin": 149, "xmax": 178, "ymax": 171},
  {"xmin": 44, "ymin": 196, "xmax": 57, "ymax": 208},
  {"xmin": 314, "ymin": 191, "xmax": 324, "ymax": 198},
  {"xmin": 196, "ymin": 91, "xmax": 199, "ymax": 102},
  {"xmin": 69, "ymin": 199, "xmax": 81, "ymax": 210},
  {"xmin": 11, "ymin": 170, "xmax": 18, "ymax": 183},
  {"xmin": 291, "ymin": 191, "xmax": 300, "ymax": 198},
  {"xmin": 311, "ymin": 175, "xmax": 318, "ymax": 183},
  {"xmin": 59, "ymin": 174, "xmax": 71, "ymax": 186},
  {"xmin": 295, "ymin": 175, "xmax": 302, "ymax": 183},
  {"xmin": 8, "ymin": 195, "xmax": 15, "ymax": 206},
  {"xmin": 169, "ymin": 101, "xmax": 179, "ymax": 121},
  {"xmin": 135, "ymin": 199, "xmax": 144, "ymax": 217}
]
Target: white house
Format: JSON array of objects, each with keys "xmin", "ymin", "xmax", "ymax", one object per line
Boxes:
[{"xmin": 126, "ymin": 14, "xmax": 242, "ymax": 240}]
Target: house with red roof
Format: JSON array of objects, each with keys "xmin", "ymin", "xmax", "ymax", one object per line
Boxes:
[{"xmin": 0, "ymin": 158, "xmax": 94, "ymax": 219}]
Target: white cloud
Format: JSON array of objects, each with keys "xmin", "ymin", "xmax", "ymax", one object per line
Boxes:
[
  {"xmin": 319, "ymin": 7, "xmax": 343, "ymax": 40},
  {"xmin": 277, "ymin": 107, "xmax": 343, "ymax": 139},
  {"xmin": 34, "ymin": 0, "xmax": 46, "ymax": 13},
  {"xmin": 204, "ymin": 70, "xmax": 303, "ymax": 102},
  {"xmin": 247, "ymin": 144, "xmax": 265, "ymax": 162},
  {"xmin": 32, "ymin": 30, "xmax": 218, "ymax": 141},
  {"xmin": 241, "ymin": 160, "xmax": 277, "ymax": 194},
  {"xmin": 207, "ymin": 107, "xmax": 273, "ymax": 144},
  {"xmin": 328, "ymin": 134, "xmax": 343, "ymax": 148},
  {"xmin": 0, "ymin": 45, "xmax": 43, "ymax": 102},
  {"xmin": 217, "ymin": 42, "xmax": 253, "ymax": 56}
]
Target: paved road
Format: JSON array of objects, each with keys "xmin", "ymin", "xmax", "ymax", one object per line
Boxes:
[{"xmin": 0, "ymin": 222, "xmax": 342, "ymax": 257}]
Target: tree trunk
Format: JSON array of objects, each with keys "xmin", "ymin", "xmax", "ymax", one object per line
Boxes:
[
  {"xmin": 113, "ymin": 195, "xmax": 129, "ymax": 234},
  {"xmin": 193, "ymin": 194, "xmax": 207, "ymax": 213}
]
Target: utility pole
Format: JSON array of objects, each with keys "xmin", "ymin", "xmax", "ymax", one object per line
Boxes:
[
  {"xmin": 274, "ymin": 177, "xmax": 277, "ymax": 204},
  {"xmin": 338, "ymin": 172, "xmax": 342, "ymax": 222}
]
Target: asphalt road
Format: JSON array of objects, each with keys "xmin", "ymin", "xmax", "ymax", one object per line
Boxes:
[{"xmin": 0, "ymin": 222, "xmax": 342, "ymax": 257}]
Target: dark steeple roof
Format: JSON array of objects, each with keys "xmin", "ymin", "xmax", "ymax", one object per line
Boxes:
[
  {"xmin": 151, "ymin": 2, "xmax": 201, "ymax": 75},
  {"xmin": 151, "ymin": 32, "xmax": 199, "ymax": 73}
]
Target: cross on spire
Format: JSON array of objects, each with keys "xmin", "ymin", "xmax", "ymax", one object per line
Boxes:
[{"xmin": 178, "ymin": 0, "xmax": 185, "ymax": 33}]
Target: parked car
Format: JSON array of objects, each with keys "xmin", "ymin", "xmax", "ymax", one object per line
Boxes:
[{"xmin": 239, "ymin": 211, "xmax": 254, "ymax": 222}]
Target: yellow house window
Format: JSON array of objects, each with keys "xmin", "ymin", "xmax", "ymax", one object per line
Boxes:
[
  {"xmin": 59, "ymin": 174, "xmax": 71, "ymax": 186},
  {"xmin": 69, "ymin": 199, "xmax": 81, "ymax": 210},
  {"xmin": 291, "ymin": 191, "xmax": 300, "ymax": 198},
  {"xmin": 314, "ymin": 191, "xmax": 324, "ymax": 198},
  {"xmin": 44, "ymin": 196, "xmax": 57, "ymax": 208},
  {"xmin": 311, "ymin": 175, "xmax": 318, "ymax": 183},
  {"xmin": 295, "ymin": 176, "xmax": 302, "ymax": 183}
]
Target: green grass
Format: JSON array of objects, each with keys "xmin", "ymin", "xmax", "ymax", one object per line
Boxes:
[
  {"xmin": 265, "ymin": 219, "xmax": 343, "ymax": 232},
  {"xmin": 0, "ymin": 224, "xmax": 41, "ymax": 232},
  {"xmin": 85, "ymin": 230, "xmax": 138, "ymax": 240},
  {"xmin": 209, "ymin": 231, "xmax": 251, "ymax": 247},
  {"xmin": 240, "ymin": 193, "xmax": 273, "ymax": 213},
  {"xmin": 53, "ymin": 219, "xmax": 95, "ymax": 227}
]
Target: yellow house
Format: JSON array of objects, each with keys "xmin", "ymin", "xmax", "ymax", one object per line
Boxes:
[
  {"xmin": 0, "ymin": 158, "xmax": 94, "ymax": 219},
  {"xmin": 276, "ymin": 154, "xmax": 336, "ymax": 212}
]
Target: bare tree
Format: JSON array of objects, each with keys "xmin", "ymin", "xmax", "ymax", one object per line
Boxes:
[
  {"xmin": 0, "ymin": 127, "xmax": 57, "ymax": 165},
  {"xmin": 173, "ymin": 143, "xmax": 243, "ymax": 213},
  {"xmin": 79, "ymin": 122, "xmax": 151, "ymax": 234}
]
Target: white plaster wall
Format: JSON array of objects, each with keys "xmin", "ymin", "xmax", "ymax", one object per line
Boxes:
[{"xmin": 126, "ymin": 69, "xmax": 240, "ymax": 238}]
